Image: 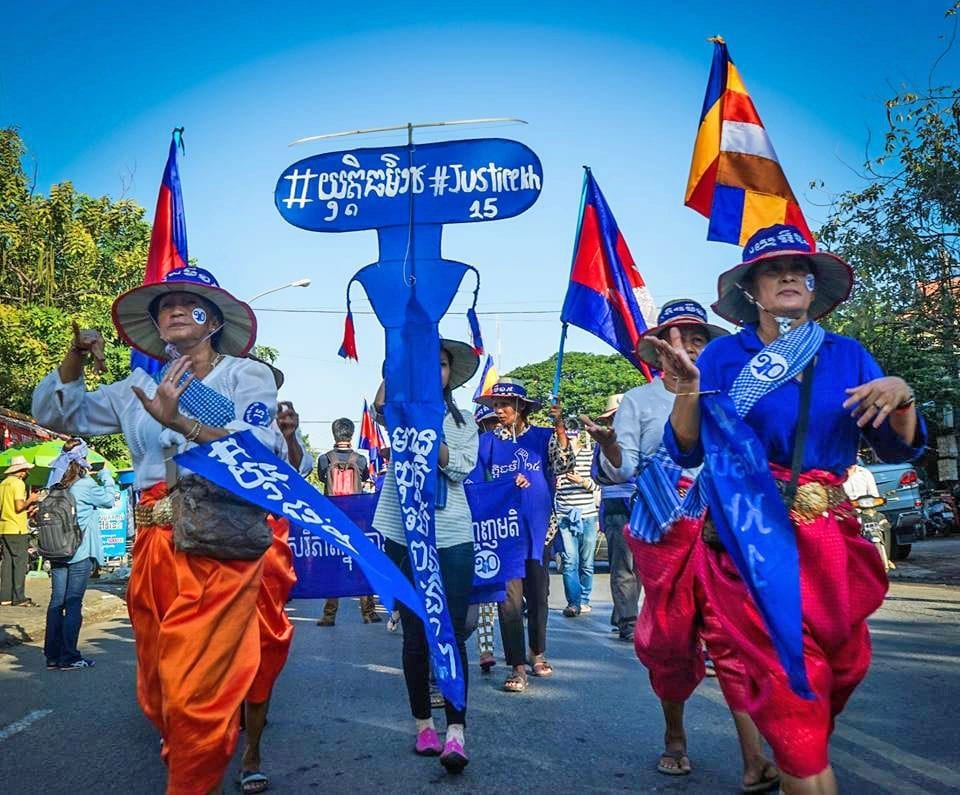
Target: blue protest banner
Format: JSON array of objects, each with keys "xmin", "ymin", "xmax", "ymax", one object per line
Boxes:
[
  {"xmin": 275, "ymin": 139, "xmax": 542, "ymax": 233},
  {"xmin": 466, "ymin": 478, "xmax": 526, "ymax": 588},
  {"xmin": 288, "ymin": 493, "xmax": 380, "ymax": 599},
  {"xmin": 287, "ymin": 478, "xmax": 526, "ymax": 602},
  {"xmin": 173, "ymin": 431, "xmax": 428, "ymax": 621}
]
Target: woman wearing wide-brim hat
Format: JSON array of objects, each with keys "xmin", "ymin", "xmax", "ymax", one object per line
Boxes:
[
  {"xmin": 652, "ymin": 225, "xmax": 926, "ymax": 794},
  {"xmin": 475, "ymin": 378, "xmax": 575, "ymax": 693},
  {"xmin": 32, "ymin": 266, "xmax": 289, "ymax": 795},
  {"xmin": 372, "ymin": 338, "xmax": 480, "ymax": 772}
]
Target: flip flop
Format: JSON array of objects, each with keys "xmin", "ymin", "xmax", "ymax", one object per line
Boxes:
[
  {"xmin": 240, "ymin": 770, "xmax": 270, "ymax": 794},
  {"xmin": 657, "ymin": 749, "xmax": 692, "ymax": 776},
  {"xmin": 742, "ymin": 763, "xmax": 780, "ymax": 793}
]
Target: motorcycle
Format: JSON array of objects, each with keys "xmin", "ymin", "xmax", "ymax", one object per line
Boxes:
[
  {"xmin": 923, "ymin": 495, "xmax": 956, "ymax": 537},
  {"xmin": 852, "ymin": 494, "xmax": 894, "ymax": 572}
]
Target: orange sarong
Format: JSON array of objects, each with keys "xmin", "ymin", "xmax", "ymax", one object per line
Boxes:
[
  {"xmin": 127, "ymin": 483, "xmax": 264, "ymax": 795},
  {"xmin": 247, "ymin": 516, "xmax": 297, "ymax": 704}
]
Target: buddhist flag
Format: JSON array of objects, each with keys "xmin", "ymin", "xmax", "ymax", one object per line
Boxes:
[
  {"xmin": 685, "ymin": 38, "xmax": 814, "ymax": 247},
  {"xmin": 131, "ymin": 129, "xmax": 188, "ymax": 374},
  {"xmin": 472, "ymin": 355, "xmax": 499, "ymax": 402}
]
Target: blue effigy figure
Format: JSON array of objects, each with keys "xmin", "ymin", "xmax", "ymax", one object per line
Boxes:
[{"xmin": 275, "ymin": 135, "xmax": 543, "ymax": 708}]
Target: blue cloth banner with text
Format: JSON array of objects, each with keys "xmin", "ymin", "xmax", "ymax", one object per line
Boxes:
[
  {"xmin": 173, "ymin": 431, "xmax": 428, "ymax": 622},
  {"xmin": 288, "ymin": 478, "xmax": 525, "ymax": 601}
]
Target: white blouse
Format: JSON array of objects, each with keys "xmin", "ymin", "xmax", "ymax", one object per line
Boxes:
[{"xmin": 32, "ymin": 357, "xmax": 286, "ymax": 490}]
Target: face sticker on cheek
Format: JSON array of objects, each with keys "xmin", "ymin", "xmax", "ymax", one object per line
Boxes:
[
  {"xmin": 192, "ymin": 307, "xmax": 207, "ymax": 324},
  {"xmin": 805, "ymin": 274, "xmax": 816, "ymax": 292}
]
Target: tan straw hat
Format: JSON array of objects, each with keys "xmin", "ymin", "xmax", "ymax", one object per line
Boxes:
[
  {"xmin": 3, "ymin": 455, "xmax": 35, "ymax": 476},
  {"xmin": 597, "ymin": 394, "xmax": 623, "ymax": 421}
]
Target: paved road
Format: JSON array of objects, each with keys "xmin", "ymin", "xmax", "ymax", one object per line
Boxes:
[{"xmin": 1, "ymin": 571, "xmax": 958, "ymax": 794}]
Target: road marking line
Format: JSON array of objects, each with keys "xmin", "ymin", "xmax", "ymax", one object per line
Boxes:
[
  {"xmin": 695, "ymin": 678, "xmax": 960, "ymax": 789},
  {"xmin": 829, "ymin": 746, "xmax": 908, "ymax": 791},
  {"xmin": 0, "ymin": 709, "xmax": 53, "ymax": 743},
  {"xmin": 837, "ymin": 724, "xmax": 960, "ymax": 790}
]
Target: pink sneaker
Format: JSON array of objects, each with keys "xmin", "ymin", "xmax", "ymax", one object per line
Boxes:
[
  {"xmin": 415, "ymin": 727, "xmax": 442, "ymax": 756},
  {"xmin": 440, "ymin": 739, "xmax": 469, "ymax": 773}
]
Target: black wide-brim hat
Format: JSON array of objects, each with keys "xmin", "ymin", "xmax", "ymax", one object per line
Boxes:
[
  {"xmin": 440, "ymin": 339, "xmax": 480, "ymax": 391},
  {"xmin": 112, "ymin": 266, "xmax": 257, "ymax": 359},
  {"xmin": 712, "ymin": 224, "xmax": 853, "ymax": 326}
]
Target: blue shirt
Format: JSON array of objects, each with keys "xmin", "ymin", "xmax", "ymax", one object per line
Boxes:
[
  {"xmin": 665, "ymin": 326, "xmax": 927, "ymax": 475},
  {"xmin": 69, "ymin": 471, "xmax": 119, "ymax": 565}
]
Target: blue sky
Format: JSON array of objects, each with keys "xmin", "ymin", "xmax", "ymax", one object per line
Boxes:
[{"xmin": 4, "ymin": 0, "xmax": 958, "ymax": 441}]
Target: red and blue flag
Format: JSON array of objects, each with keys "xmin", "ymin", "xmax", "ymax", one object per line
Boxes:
[
  {"xmin": 358, "ymin": 400, "xmax": 385, "ymax": 476},
  {"xmin": 131, "ymin": 129, "xmax": 188, "ymax": 374},
  {"xmin": 559, "ymin": 169, "xmax": 657, "ymax": 382}
]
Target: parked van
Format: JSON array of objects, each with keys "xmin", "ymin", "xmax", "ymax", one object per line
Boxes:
[{"xmin": 866, "ymin": 463, "xmax": 923, "ymax": 560}]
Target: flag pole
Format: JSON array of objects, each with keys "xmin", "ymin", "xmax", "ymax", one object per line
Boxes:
[
  {"xmin": 551, "ymin": 324, "xmax": 568, "ymax": 403},
  {"xmin": 552, "ymin": 166, "xmax": 591, "ymax": 404}
]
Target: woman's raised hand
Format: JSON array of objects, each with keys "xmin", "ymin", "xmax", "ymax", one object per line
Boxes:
[
  {"xmin": 580, "ymin": 415, "xmax": 616, "ymax": 447},
  {"xmin": 649, "ymin": 327, "xmax": 700, "ymax": 388},
  {"xmin": 71, "ymin": 321, "xmax": 107, "ymax": 374},
  {"xmin": 131, "ymin": 356, "xmax": 195, "ymax": 430},
  {"xmin": 843, "ymin": 376, "xmax": 914, "ymax": 429}
]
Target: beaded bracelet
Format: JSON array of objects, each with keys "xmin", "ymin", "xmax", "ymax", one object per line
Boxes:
[{"xmin": 184, "ymin": 419, "xmax": 203, "ymax": 441}]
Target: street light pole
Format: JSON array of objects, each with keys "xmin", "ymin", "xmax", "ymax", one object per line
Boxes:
[{"xmin": 247, "ymin": 278, "xmax": 312, "ymax": 304}]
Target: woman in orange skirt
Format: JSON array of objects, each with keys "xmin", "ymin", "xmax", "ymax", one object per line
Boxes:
[{"xmin": 34, "ymin": 267, "xmax": 289, "ymax": 795}]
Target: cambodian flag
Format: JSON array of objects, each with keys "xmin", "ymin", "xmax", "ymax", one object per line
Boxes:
[
  {"xmin": 358, "ymin": 400, "xmax": 385, "ymax": 476},
  {"xmin": 559, "ymin": 169, "xmax": 657, "ymax": 381},
  {"xmin": 131, "ymin": 129, "xmax": 188, "ymax": 374}
]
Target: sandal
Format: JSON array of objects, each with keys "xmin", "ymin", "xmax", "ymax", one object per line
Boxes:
[
  {"xmin": 742, "ymin": 762, "xmax": 780, "ymax": 793},
  {"xmin": 502, "ymin": 671, "xmax": 527, "ymax": 692},
  {"xmin": 530, "ymin": 659, "xmax": 553, "ymax": 677},
  {"xmin": 479, "ymin": 653, "xmax": 496, "ymax": 674},
  {"xmin": 657, "ymin": 748, "xmax": 692, "ymax": 776},
  {"xmin": 240, "ymin": 770, "xmax": 270, "ymax": 793}
]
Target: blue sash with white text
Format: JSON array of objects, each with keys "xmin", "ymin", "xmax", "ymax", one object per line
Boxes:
[
  {"xmin": 174, "ymin": 431, "xmax": 429, "ymax": 623},
  {"xmin": 687, "ymin": 321, "xmax": 824, "ymax": 698}
]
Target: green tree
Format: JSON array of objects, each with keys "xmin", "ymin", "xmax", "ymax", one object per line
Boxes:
[
  {"xmin": 505, "ymin": 351, "xmax": 647, "ymax": 424},
  {"xmin": 0, "ymin": 127, "xmax": 152, "ymax": 466},
  {"xmin": 817, "ymin": 8, "xmax": 960, "ymax": 420}
]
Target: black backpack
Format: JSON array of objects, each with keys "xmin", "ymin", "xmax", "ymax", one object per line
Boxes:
[{"xmin": 36, "ymin": 486, "xmax": 83, "ymax": 562}]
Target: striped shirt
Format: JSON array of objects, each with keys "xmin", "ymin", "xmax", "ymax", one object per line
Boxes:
[
  {"xmin": 373, "ymin": 408, "xmax": 479, "ymax": 549},
  {"xmin": 555, "ymin": 443, "xmax": 599, "ymax": 517}
]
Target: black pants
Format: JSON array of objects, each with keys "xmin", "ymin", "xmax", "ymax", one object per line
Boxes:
[
  {"xmin": 498, "ymin": 554, "xmax": 549, "ymax": 667},
  {"xmin": 385, "ymin": 539, "xmax": 473, "ymax": 726},
  {"xmin": 602, "ymin": 498, "xmax": 639, "ymax": 630},
  {"xmin": 0, "ymin": 534, "xmax": 30, "ymax": 603}
]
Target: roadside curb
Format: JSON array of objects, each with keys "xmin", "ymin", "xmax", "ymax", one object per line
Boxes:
[{"xmin": 0, "ymin": 582, "xmax": 129, "ymax": 650}]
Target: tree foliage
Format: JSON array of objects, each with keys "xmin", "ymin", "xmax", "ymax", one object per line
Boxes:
[
  {"xmin": 0, "ymin": 127, "xmax": 152, "ymax": 465},
  {"xmin": 505, "ymin": 351, "xmax": 648, "ymax": 424},
  {"xmin": 817, "ymin": 7, "xmax": 960, "ymax": 419}
]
